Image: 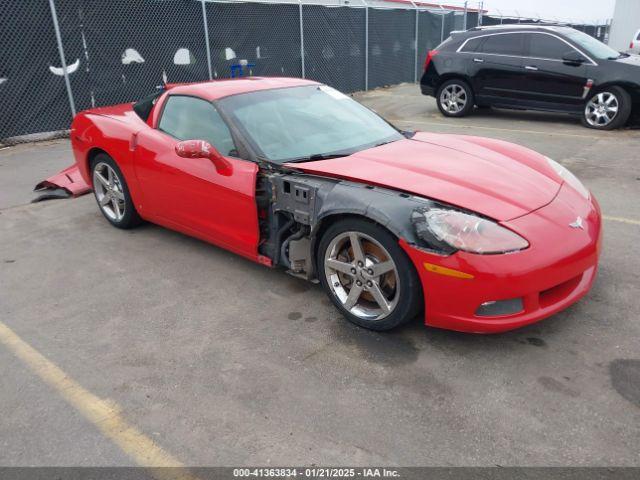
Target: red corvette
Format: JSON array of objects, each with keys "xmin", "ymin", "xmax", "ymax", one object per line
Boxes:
[{"xmin": 70, "ymin": 77, "xmax": 601, "ymax": 333}]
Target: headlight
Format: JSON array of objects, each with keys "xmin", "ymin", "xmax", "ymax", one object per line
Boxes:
[
  {"xmin": 412, "ymin": 207, "xmax": 529, "ymax": 255},
  {"xmin": 545, "ymin": 157, "xmax": 589, "ymax": 199}
]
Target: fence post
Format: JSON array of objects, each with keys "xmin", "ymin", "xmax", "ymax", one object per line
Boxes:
[
  {"xmin": 364, "ymin": 1, "xmax": 369, "ymax": 91},
  {"xmin": 48, "ymin": 0, "xmax": 76, "ymax": 117},
  {"xmin": 410, "ymin": 1, "xmax": 419, "ymax": 83},
  {"xmin": 462, "ymin": 1, "xmax": 468, "ymax": 30},
  {"xmin": 200, "ymin": 0, "xmax": 213, "ymax": 80},
  {"xmin": 299, "ymin": 0, "xmax": 305, "ymax": 79}
]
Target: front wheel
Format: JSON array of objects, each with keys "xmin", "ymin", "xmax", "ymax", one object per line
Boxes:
[
  {"xmin": 582, "ymin": 87, "xmax": 631, "ymax": 130},
  {"xmin": 317, "ymin": 218, "xmax": 423, "ymax": 331},
  {"xmin": 436, "ymin": 79, "xmax": 475, "ymax": 117}
]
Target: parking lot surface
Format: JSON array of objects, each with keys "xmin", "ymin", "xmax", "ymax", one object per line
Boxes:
[{"xmin": 1, "ymin": 84, "xmax": 639, "ymax": 467}]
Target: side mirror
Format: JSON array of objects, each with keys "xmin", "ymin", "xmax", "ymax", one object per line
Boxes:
[
  {"xmin": 562, "ymin": 50, "xmax": 585, "ymax": 65},
  {"xmin": 174, "ymin": 139, "xmax": 233, "ymax": 176}
]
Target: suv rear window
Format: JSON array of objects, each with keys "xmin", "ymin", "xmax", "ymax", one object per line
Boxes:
[
  {"xmin": 460, "ymin": 36, "xmax": 483, "ymax": 53},
  {"xmin": 461, "ymin": 33, "xmax": 527, "ymax": 57}
]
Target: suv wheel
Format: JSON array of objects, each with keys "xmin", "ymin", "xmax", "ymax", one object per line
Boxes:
[
  {"xmin": 436, "ymin": 79, "xmax": 475, "ymax": 117},
  {"xmin": 582, "ymin": 87, "xmax": 631, "ymax": 130}
]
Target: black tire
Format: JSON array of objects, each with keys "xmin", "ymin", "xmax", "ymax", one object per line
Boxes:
[
  {"xmin": 90, "ymin": 153, "xmax": 142, "ymax": 229},
  {"xmin": 316, "ymin": 218, "xmax": 423, "ymax": 331},
  {"xmin": 582, "ymin": 86, "xmax": 632, "ymax": 130},
  {"xmin": 436, "ymin": 79, "xmax": 475, "ymax": 118}
]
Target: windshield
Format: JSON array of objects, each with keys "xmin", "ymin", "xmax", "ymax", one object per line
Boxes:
[
  {"xmin": 562, "ymin": 29, "xmax": 621, "ymax": 60},
  {"xmin": 218, "ymin": 85, "xmax": 404, "ymax": 163}
]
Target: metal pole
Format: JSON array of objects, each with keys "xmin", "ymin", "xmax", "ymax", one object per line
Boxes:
[
  {"xmin": 48, "ymin": 0, "xmax": 76, "ymax": 116},
  {"xmin": 299, "ymin": 0, "xmax": 305, "ymax": 79},
  {"xmin": 463, "ymin": 1, "xmax": 468, "ymax": 30},
  {"xmin": 440, "ymin": 12, "xmax": 445, "ymax": 42},
  {"xmin": 478, "ymin": 1, "xmax": 483, "ymax": 26},
  {"xmin": 364, "ymin": 3, "xmax": 369, "ymax": 90},
  {"xmin": 410, "ymin": 1, "xmax": 419, "ymax": 83},
  {"xmin": 201, "ymin": 0, "xmax": 213, "ymax": 80}
]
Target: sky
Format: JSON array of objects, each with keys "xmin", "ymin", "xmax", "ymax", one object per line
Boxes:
[{"xmin": 480, "ymin": 0, "xmax": 616, "ymax": 23}]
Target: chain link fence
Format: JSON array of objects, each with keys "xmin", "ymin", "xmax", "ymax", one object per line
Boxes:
[{"xmin": 0, "ymin": 0, "xmax": 612, "ymax": 144}]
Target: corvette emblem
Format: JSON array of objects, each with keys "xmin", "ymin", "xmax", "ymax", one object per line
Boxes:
[{"xmin": 569, "ymin": 217, "xmax": 584, "ymax": 229}]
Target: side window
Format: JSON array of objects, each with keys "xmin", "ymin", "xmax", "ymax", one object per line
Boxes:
[
  {"xmin": 477, "ymin": 33, "xmax": 527, "ymax": 56},
  {"xmin": 460, "ymin": 36, "xmax": 483, "ymax": 53},
  {"xmin": 158, "ymin": 96, "xmax": 237, "ymax": 157},
  {"xmin": 528, "ymin": 34, "xmax": 575, "ymax": 60},
  {"xmin": 636, "ymin": 31, "xmax": 640, "ymax": 40}
]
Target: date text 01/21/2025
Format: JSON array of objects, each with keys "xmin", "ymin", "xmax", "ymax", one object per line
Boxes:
[{"xmin": 232, "ymin": 467, "xmax": 400, "ymax": 478}]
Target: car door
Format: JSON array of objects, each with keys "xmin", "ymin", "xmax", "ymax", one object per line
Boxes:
[
  {"xmin": 462, "ymin": 32, "xmax": 527, "ymax": 103},
  {"xmin": 519, "ymin": 33, "xmax": 590, "ymax": 110},
  {"xmin": 134, "ymin": 94, "xmax": 260, "ymax": 260}
]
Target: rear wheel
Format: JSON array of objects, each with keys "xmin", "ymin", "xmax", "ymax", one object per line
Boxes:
[
  {"xmin": 90, "ymin": 153, "xmax": 142, "ymax": 229},
  {"xmin": 436, "ymin": 79, "xmax": 475, "ymax": 117},
  {"xmin": 582, "ymin": 86, "xmax": 631, "ymax": 130},
  {"xmin": 317, "ymin": 218, "xmax": 422, "ymax": 331}
]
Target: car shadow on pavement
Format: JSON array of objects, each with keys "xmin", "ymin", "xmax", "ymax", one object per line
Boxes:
[{"xmin": 472, "ymin": 106, "xmax": 640, "ymax": 130}]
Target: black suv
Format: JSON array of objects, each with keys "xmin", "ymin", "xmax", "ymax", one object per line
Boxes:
[{"xmin": 420, "ymin": 25, "xmax": 640, "ymax": 129}]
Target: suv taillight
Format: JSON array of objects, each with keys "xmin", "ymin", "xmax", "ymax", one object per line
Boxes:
[{"xmin": 424, "ymin": 50, "xmax": 439, "ymax": 71}]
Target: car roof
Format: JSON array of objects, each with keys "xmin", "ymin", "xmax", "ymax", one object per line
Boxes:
[{"xmin": 165, "ymin": 77, "xmax": 320, "ymax": 101}]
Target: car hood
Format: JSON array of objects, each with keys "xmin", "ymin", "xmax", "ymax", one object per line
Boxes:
[
  {"xmin": 613, "ymin": 54, "xmax": 640, "ymax": 68},
  {"xmin": 287, "ymin": 132, "xmax": 562, "ymax": 221}
]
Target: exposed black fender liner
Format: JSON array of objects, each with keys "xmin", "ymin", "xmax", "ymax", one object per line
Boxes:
[{"xmin": 267, "ymin": 172, "xmax": 435, "ymax": 280}]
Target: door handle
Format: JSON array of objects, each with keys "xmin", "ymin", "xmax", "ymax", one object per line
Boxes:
[
  {"xmin": 524, "ymin": 65, "xmax": 539, "ymax": 71},
  {"xmin": 473, "ymin": 58, "xmax": 484, "ymax": 63}
]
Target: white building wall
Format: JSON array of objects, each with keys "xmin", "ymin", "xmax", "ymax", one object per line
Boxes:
[{"xmin": 609, "ymin": 0, "xmax": 640, "ymax": 51}]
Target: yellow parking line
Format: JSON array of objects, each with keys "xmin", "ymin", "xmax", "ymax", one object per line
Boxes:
[
  {"xmin": 392, "ymin": 119, "xmax": 607, "ymax": 139},
  {"xmin": 603, "ymin": 215, "xmax": 640, "ymax": 226},
  {"xmin": 0, "ymin": 321, "xmax": 195, "ymax": 480}
]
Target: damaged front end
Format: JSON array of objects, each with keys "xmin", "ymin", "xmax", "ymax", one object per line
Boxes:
[{"xmin": 256, "ymin": 169, "xmax": 447, "ymax": 281}]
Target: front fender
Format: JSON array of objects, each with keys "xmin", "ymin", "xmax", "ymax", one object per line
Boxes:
[{"xmin": 269, "ymin": 173, "xmax": 429, "ymax": 279}]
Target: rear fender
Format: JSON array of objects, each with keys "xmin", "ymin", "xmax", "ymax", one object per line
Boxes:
[{"xmin": 71, "ymin": 113, "xmax": 143, "ymax": 206}]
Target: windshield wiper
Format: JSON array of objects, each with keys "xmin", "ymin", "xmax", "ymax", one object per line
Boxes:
[
  {"xmin": 374, "ymin": 139, "xmax": 402, "ymax": 147},
  {"xmin": 287, "ymin": 139, "xmax": 402, "ymax": 163},
  {"xmin": 287, "ymin": 153, "xmax": 351, "ymax": 163}
]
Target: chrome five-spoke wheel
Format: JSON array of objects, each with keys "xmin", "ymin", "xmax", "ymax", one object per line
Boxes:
[
  {"xmin": 324, "ymin": 231, "xmax": 400, "ymax": 321},
  {"xmin": 440, "ymin": 84, "xmax": 468, "ymax": 114},
  {"xmin": 585, "ymin": 92, "xmax": 619, "ymax": 128},
  {"xmin": 93, "ymin": 161, "xmax": 126, "ymax": 222}
]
